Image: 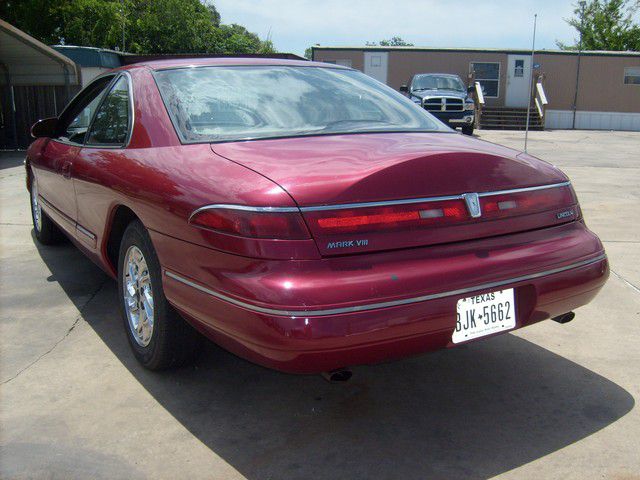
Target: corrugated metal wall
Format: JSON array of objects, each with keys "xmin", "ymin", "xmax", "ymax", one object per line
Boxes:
[{"xmin": 0, "ymin": 84, "xmax": 80, "ymax": 149}]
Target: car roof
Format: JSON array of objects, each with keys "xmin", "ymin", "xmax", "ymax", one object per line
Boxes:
[
  {"xmin": 117, "ymin": 57, "xmax": 346, "ymax": 71},
  {"xmin": 414, "ymin": 73, "xmax": 461, "ymax": 77}
]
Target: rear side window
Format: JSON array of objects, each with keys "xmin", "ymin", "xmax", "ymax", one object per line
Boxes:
[{"xmin": 86, "ymin": 76, "xmax": 131, "ymax": 146}]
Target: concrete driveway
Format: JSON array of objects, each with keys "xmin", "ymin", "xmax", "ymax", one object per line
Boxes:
[{"xmin": 1, "ymin": 130, "xmax": 639, "ymax": 480}]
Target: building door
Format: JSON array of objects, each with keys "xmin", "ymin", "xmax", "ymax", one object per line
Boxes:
[
  {"xmin": 364, "ymin": 52, "xmax": 388, "ymax": 85},
  {"xmin": 505, "ymin": 55, "xmax": 532, "ymax": 107}
]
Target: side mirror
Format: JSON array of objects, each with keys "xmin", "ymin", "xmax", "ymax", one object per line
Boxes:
[
  {"xmin": 399, "ymin": 84, "xmax": 409, "ymax": 93},
  {"xmin": 31, "ymin": 117, "xmax": 58, "ymax": 139}
]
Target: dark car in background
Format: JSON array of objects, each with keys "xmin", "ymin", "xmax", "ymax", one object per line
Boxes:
[{"xmin": 401, "ymin": 73, "xmax": 476, "ymax": 135}]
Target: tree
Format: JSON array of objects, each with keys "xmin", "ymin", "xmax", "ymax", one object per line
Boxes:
[
  {"xmin": 304, "ymin": 45, "xmax": 320, "ymax": 59},
  {"xmin": 127, "ymin": 0, "xmax": 219, "ymax": 53},
  {"xmin": 217, "ymin": 24, "xmax": 263, "ymax": 54},
  {"xmin": 0, "ymin": 0, "xmax": 275, "ymax": 54},
  {"xmin": 557, "ymin": 0, "xmax": 640, "ymax": 51},
  {"xmin": 366, "ymin": 37, "xmax": 414, "ymax": 47},
  {"xmin": 379, "ymin": 36, "xmax": 414, "ymax": 46},
  {"xmin": 203, "ymin": 0, "xmax": 221, "ymax": 26}
]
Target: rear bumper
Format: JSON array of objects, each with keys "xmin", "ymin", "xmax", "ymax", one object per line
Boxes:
[{"xmin": 154, "ymin": 222, "xmax": 608, "ymax": 373}]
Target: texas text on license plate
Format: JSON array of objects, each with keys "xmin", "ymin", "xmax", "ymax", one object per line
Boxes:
[{"xmin": 452, "ymin": 289, "xmax": 516, "ymax": 344}]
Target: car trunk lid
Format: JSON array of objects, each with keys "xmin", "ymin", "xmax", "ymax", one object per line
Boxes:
[{"xmin": 212, "ymin": 133, "xmax": 577, "ymax": 256}]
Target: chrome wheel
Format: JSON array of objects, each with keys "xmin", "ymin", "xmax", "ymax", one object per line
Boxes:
[
  {"xmin": 123, "ymin": 245, "xmax": 154, "ymax": 347},
  {"xmin": 31, "ymin": 175, "xmax": 42, "ymax": 233}
]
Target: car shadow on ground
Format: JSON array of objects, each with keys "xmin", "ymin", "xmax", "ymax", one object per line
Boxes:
[
  {"xmin": 0, "ymin": 151, "xmax": 26, "ymax": 170},
  {"xmin": 35, "ymin": 236, "xmax": 634, "ymax": 480}
]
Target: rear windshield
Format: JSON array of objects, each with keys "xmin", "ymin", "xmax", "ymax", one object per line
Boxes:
[{"xmin": 154, "ymin": 66, "xmax": 449, "ymax": 143}]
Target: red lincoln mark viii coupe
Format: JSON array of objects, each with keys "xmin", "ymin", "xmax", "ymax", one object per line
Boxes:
[{"xmin": 26, "ymin": 58, "xmax": 608, "ymax": 378}]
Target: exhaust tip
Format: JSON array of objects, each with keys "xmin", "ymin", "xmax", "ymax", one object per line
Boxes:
[
  {"xmin": 552, "ymin": 312, "xmax": 575, "ymax": 324},
  {"xmin": 321, "ymin": 368, "xmax": 352, "ymax": 383}
]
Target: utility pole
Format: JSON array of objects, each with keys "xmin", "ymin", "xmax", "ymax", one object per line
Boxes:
[
  {"xmin": 524, "ymin": 14, "xmax": 537, "ymax": 153},
  {"xmin": 572, "ymin": 1, "xmax": 586, "ymax": 129}
]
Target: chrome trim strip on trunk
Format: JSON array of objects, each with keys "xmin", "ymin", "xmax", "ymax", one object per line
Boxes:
[
  {"xmin": 190, "ymin": 182, "xmax": 572, "ymax": 215},
  {"xmin": 477, "ymin": 181, "xmax": 571, "ymax": 197},
  {"xmin": 165, "ymin": 253, "xmax": 606, "ymax": 318},
  {"xmin": 189, "ymin": 204, "xmax": 300, "ymax": 222},
  {"xmin": 298, "ymin": 181, "xmax": 572, "ymax": 212}
]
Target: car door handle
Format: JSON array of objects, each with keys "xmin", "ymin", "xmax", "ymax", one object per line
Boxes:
[{"xmin": 61, "ymin": 160, "xmax": 72, "ymax": 179}]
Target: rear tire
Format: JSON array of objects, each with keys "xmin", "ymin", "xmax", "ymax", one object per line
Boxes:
[
  {"xmin": 118, "ymin": 220, "xmax": 201, "ymax": 370},
  {"xmin": 30, "ymin": 169, "xmax": 62, "ymax": 245},
  {"xmin": 462, "ymin": 125, "xmax": 474, "ymax": 136}
]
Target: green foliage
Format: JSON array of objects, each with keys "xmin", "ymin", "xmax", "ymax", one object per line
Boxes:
[
  {"xmin": 366, "ymin": 37, "xmax": 414, "ymax": 47},
  {"xmin": 127, "ymin": 0, "xmax": 219, "ymax": 53},
  {"xmin": 558, "ymin": 0, "xmax": 640, "ymax": 51},
  {"xmin": 216, "ymin": 24, "xmax": 261, "ymax": 54},
  {"xmin": 304, "ymin": 47, "xmax": 313, "ymax": 59},
  {"xmin": 379, "ymin": 36, "xmax": 414, "ymax": 46},
  {"xmin": 258, "ymin": 39, "xmax": 277, "ymax": 55},
  {"xmin": 203, "ymin": 1, "xmax": 220, "ymax": 26},
  {"xmin": 0, "ymin": 0, "xmax": 275, "ymax": 54}
]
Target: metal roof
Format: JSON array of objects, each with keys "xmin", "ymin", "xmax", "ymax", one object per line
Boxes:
[
  {"xmin": 0, "ymin": 20, "xmax": 80, "ymax": 86},
  {"xmin": 117, "ymin": 57, "xmax": 341, "ymax": 71},
  {"xmin": 312, "ymin": 45, "xmax": 640, "ymax": 57},
  {"xmin": 52, "ymin": 45, "xmax": 123, "ymax": 68},
  {"xmin": 122, "ymin": 52, "xmax": 307, "ymax": 65}
]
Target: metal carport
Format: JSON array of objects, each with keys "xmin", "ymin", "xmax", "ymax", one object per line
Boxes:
[{"xmin": 1, "ymin": 19, "xmax": 81, "ymax": 149}]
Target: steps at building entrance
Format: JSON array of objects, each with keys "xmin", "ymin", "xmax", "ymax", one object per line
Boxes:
[{"xmin": 479, "ymin": 106, "xmax": 544, "ymax": 131}]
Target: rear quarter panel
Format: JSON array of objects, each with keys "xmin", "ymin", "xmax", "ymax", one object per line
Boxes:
[{"xmin": 71, "ymin": 67, "xmax": 315, "ymax": 274}]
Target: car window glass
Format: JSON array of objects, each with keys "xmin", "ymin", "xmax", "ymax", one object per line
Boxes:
[
  {"xmin": 412, "ymin": 75, "xmax": 465, "ymax": 92},
  {"xmin": 86, "ymin": 76, "xmax": 131, "ymax": 146},
  {"xmin": 58, "ymin": 77, "xmax": 113, "ymax": 144}
]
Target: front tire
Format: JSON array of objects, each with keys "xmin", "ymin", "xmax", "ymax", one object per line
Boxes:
[
  {"xmin": 462, "ymin": 125, "xmax": 474, "ymax": 136},
  {"xmin": 118, "ymin": 220, "xmax": 201, "ymax": 370},
  {"xmin": 30, "ymin": 169, "xmax": 62, "ymax": 245}
]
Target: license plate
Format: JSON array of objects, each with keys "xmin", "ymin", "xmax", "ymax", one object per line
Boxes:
[{"xmin": 453, "ymin": 289, "xmax": 516, "ymax": 344}]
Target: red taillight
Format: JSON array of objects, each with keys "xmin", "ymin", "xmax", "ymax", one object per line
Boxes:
[
  {"xmin": 481, "ymin": 186, "xmax": 576, "ymax": 219},
  {"xmin": 317, "ymin": 210, "xmax": 419, "ymax": 229},
  {"xmin": 305, "ymin": 185, "xmax": 577, "ymax": 235},
  {"xmin": 306, "ymin": 198, "xmax": 469, "ymax": 234},
  {"xmin": 189, "ymin": 207, "xmax": 310, "ymax": 240}
]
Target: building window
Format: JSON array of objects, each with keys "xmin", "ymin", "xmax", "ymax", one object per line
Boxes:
[
  {"xmin": 624, "ymin": 67, "xmax": 640, "ymax": 85},
  {"xmin": 470, "ymin": 62, "xmax": 500, "ymax": 97},
  {"xmin": 514, "ymin": 59, "xmax": 524, "ymax": 77}
]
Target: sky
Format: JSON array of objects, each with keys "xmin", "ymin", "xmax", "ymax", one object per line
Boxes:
[{"xmin": 213, "ymin": 0, "xmax": 594, "ymax": 56}]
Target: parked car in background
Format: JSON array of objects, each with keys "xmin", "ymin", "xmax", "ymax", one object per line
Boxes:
[
  {"xmin": 26, "ymin": 58, "xmax": 607, "ymax": 378},
  {"xmin": 401, "ymin": 73, "xmax": 476, "ymax": 135}
]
